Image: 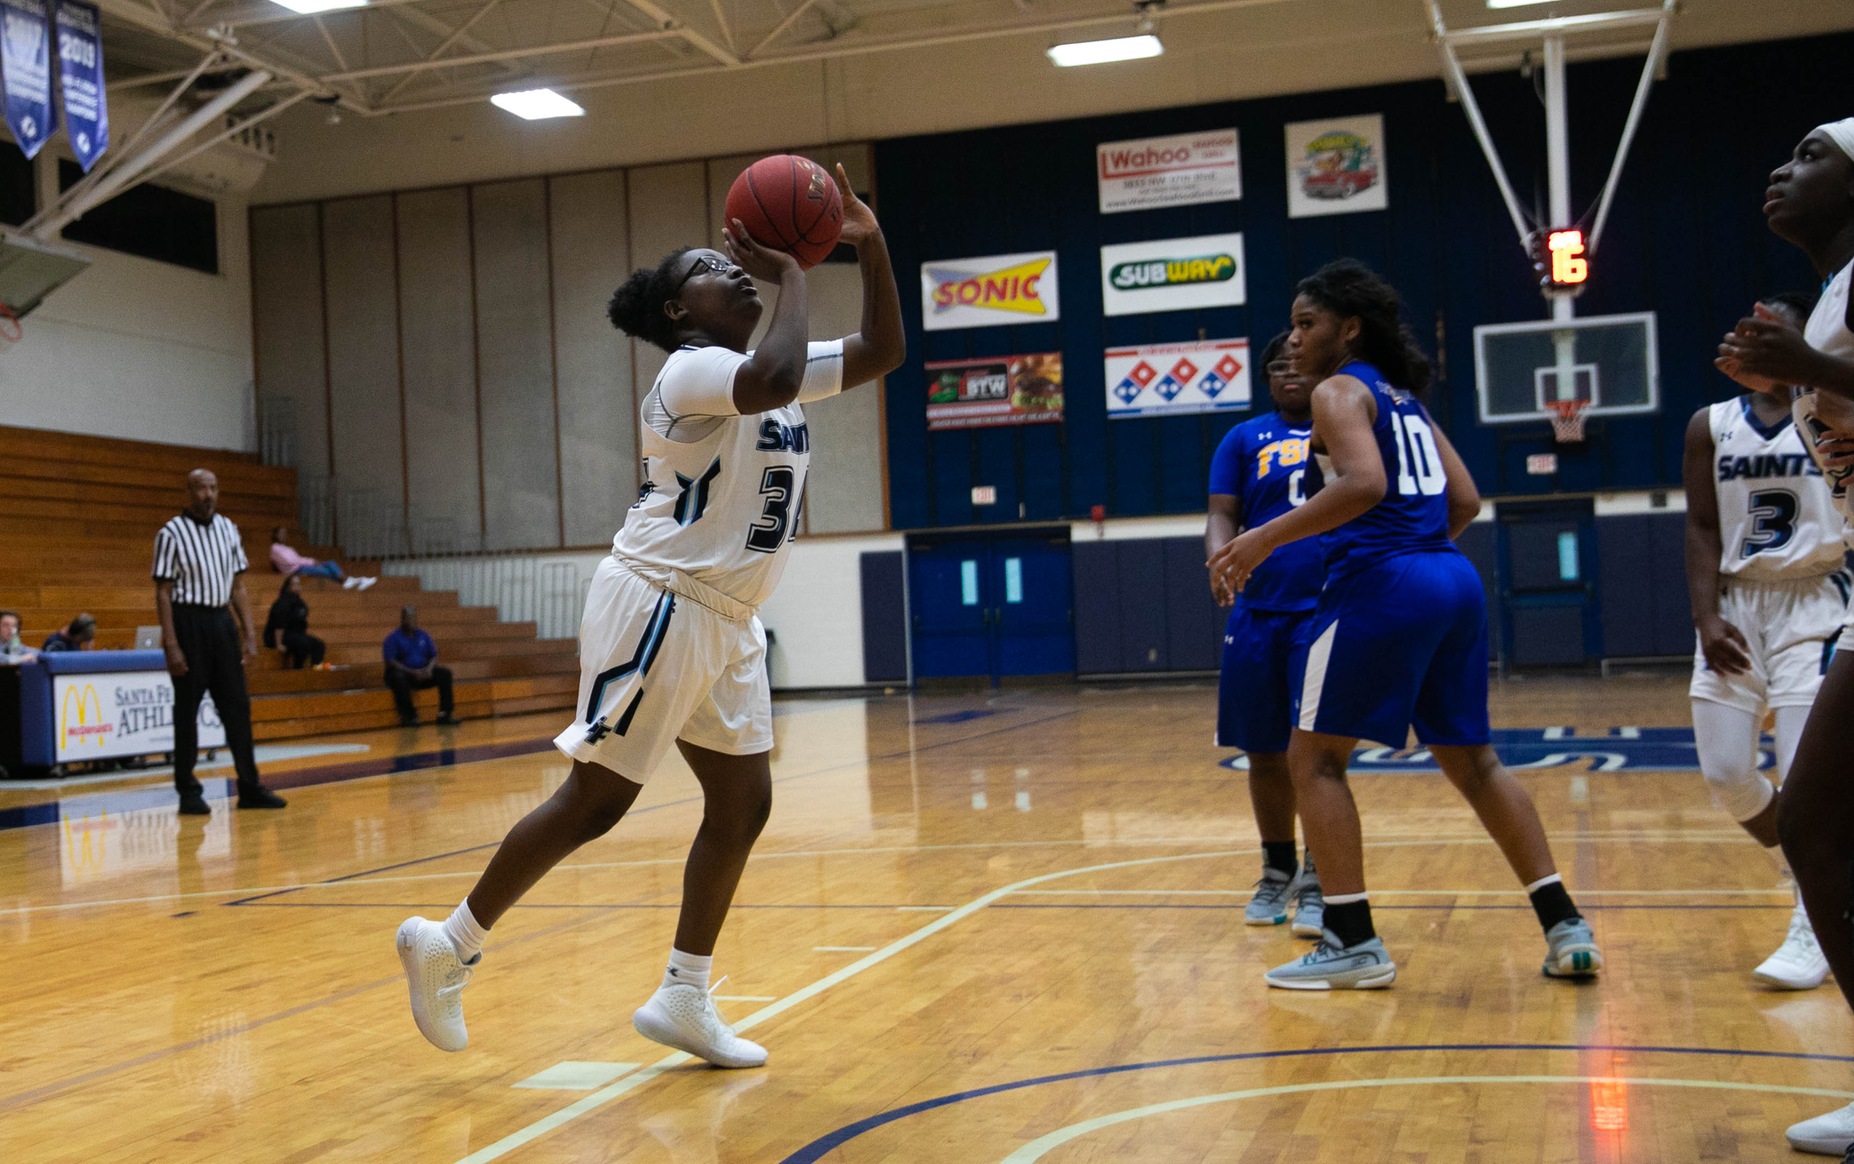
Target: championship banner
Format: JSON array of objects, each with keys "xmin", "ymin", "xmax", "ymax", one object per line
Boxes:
[
  {"xmin": 54, "ymin": 671, "xmax": 224, "ymax": 762},
  {"xmin": 0, "ymin": 0, "xmax": 56, "ymax": 159},
  {"xmin": 1096, "ymin": 128, "xmax": 1241, "ymax": 214},
  {"xmin": 920, "ymin": 251, "xmax": 1060, "ymax": 331},
  {"xmin": 54, "ymin": 0, "xmax": 104, "ymax": 171},
  {"xmin": 925, "ymin": 352, "xmax": 1063, "ymax": 430},
  {"xmin": 1099, "ymin": 232, "xmax": 1245, "ymax": 317},
  {"xmin": 1105, "ymin": 338, "xmax": 1251, "ymax": 420},
  {"xmin": 1286, "ymin": 114, "xmax": 1388, "ymax": 219}
]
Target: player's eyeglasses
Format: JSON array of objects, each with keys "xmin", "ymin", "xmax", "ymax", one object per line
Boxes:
[{"xmin": 674, "ymin": 255, "xmax": 736, "ymax": 295}]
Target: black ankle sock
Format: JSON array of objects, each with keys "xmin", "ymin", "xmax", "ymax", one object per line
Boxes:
[
  {"xmin": 1528, "ymin": 879, "xmax": 1580, "ymax": 933},
  {"xmin": 1262, "ymin": 841, "xmax": 1298, "ymax": 878},
  {"xmin": 1323, "ymin": 898, "xmax": 1376, "ymax": 947}
]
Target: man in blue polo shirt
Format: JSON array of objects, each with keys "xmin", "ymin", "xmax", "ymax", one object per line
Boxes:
[{"xmin": 384, "ymin": 605, "xmax": 457, "ymax": 727}]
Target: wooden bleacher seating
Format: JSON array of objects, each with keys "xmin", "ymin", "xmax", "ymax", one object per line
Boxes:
[{"xmin": 0, "ymin": 424, "xmax": 578, "ymax": 743}]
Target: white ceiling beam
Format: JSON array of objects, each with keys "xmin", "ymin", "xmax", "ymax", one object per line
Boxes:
[
  {"xmin": 323, "ymin": 27, "xmax": 680, "ymax": 80},
  {"xmin": 372, "ymin": 0, "xmax": 1301, "ymax": 113},
  {"xmin": 618, "ymin": 0, "xmax": 740, "ymax": 65},
  {"xmin": 746, "ymin": 0, "xmax": 816, "ymax": 58},
  {"xmin": 376, "ymin": 0, "xmax": 504, "ymax": 101},
  {"xmin": 1439, "ymin": 8, "xmax": 1667, "ymax": 48}
]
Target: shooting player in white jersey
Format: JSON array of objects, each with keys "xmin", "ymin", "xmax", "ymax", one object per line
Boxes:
[
  {"xmin": 1685, "ymin": 292, "xmax": 1842, "ymax": 992},
  {"xmin": 394, "ymin": 165, "xmax": 904, "ymax": 1068}
]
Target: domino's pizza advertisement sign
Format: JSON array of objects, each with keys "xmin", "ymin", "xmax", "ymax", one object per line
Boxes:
[
  {"xmin": 0, "ymin": 0, "xmax": 56, "ymax": 159},
  {"xmin": 1105, "ymin": 338, "xmax": 1250, "ymax": 420},
  {"xmin": 1096, "ymin": 128, "xmax": 1241, "ymax": 214}
]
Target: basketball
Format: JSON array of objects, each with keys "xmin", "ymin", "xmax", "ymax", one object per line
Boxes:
[{"xmin": 723, "ymin": 154, "xmax": 844, "ymax": 269}]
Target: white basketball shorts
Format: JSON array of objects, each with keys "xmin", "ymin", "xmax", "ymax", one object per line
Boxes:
[
  {"xmin": 1689, "ymin": 572, "xmax": 1850, "ymax": 714},
  {"xmin": 553, "ymin": 556, "xmax": 773, "ymax": 783}
]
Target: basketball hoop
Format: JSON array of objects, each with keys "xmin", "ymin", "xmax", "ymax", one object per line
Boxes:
[
  {"xmin": 1547, "ymin": 399, "xmax": 1588, "ymax": 444},
  {"xmin": 0, "ymin": 302, "xmax": 22, "ymax": 347}
]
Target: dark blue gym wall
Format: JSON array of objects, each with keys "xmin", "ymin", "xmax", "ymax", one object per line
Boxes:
[{"xmin": 877, "ymin": 32, "xmax": 1849, "ymax": 531}]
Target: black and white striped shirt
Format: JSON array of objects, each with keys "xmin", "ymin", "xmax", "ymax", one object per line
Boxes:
[{"xmin": 153, "ymin": 512, "xmax": 249, "ymax": 606}]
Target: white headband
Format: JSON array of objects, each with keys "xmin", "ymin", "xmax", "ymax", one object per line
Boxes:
[{"xmin": 1815, "ymin": 118, "xmax": 1854, "ymax": 163}]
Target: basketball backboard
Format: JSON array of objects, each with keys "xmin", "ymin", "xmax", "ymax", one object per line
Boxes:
[
  {"xmin": 1472, "ymin": 311, "xmax": 1658, "ymax": 424},
  {"xmin": 0, "ymin": 230, "xmax": 90, "ymax": 317}
]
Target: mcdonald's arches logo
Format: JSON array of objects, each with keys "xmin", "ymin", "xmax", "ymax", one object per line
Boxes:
[{"xmin": 60, "ymin": 683, "xmax": 112, "ymax": 750}]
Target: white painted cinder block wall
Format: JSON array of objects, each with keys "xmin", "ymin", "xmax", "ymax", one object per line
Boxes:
[{"xmin": 0, "ymin": 166, "xmax": 255, "ymax": 453}]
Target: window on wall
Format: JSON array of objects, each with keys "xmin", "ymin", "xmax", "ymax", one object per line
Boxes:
[
  {"xmin": 58, "ymin": 159, "xmax": 220, "ymax": 274},
  {"xmin": 0, "ymin": 146, "xmax": 34, "ymax": 226}
]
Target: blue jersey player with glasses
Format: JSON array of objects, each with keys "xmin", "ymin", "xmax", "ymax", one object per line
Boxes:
[
  {"xmin": 1207, "ymin": 331, "xmax": 1326, "ymax": 937},
  {"xmin": 1210, "ymin": 260, "xmax": 1603, "ymax": 990}
]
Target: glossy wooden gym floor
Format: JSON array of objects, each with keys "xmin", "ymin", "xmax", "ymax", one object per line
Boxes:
[{"xmin": 2, "ymin": 674, "xmax": 1847, "ymax": 1162}]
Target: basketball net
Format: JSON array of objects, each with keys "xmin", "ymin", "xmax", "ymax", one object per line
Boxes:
[
  {"xmin": 0, "ymin": 302, "xmax": 22, "ymax": 348},
  {"xmin": 1547, "ymin": 399, "xmax": 1588, "ymax": 444}
]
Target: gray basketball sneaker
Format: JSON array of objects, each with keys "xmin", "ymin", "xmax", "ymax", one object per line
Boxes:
[
  {"xmin": 1264, "ymin": 931, "xmax": 1397, "ymax": 990},
  {"xmin": 1541, "ymin": 917, "xmax": 1604, "ymax": 978},
  {"xmin": 1291, "ymin": 875, "xmax": 1325, "ymax": 939},
  {"xmin": 1245, "ymin": 869, "xmax": 1294, "ymax": 926}
]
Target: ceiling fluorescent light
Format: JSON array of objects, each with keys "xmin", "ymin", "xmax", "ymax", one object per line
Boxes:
[
  {"xmin": 1486, "ymin": 0, "xmax": 1558, "ymax": 7},
  {"xmin": 489, "ymin": 89, "xmax": 585, "ymax": 120},
  {"xmin": 267, "ymin": 0, "xmax": 366, "ymax": 13},
  {"xmin": 1047, "ymin": 34, "xmax": 1163, "ymax": 67}
]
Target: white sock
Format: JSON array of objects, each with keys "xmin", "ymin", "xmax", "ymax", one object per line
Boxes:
[
  {"xmin": 663, "ymin": 948, "xmax": 712, "ymax": 990},
  {"xmin": 1524, "ymin": 874, "xmax": 1562, "ymax": 895},
  {"xmin": 1324, "ymin": 891, "xmax": 1369, "ymax": 906},
  {"xmin": 442, "ymin": 899, "xmax": 488, "ymax": 963}
]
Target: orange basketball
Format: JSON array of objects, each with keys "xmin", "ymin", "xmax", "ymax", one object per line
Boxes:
[{"xmin": 724, "ymin": 155, "xmax": 844, "ymax": 269}]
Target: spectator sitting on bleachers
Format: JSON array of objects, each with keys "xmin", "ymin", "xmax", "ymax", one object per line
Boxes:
[
  {"xmin": 269, "ymin": 526, "xmax": 375, "ymax": 590},
  {"xmin": 383, "ymin": 604, "xmax": 456, "ymax": 727},
  {"xmin": 265, "ymin": 575, "xmax": 328, "ymax": 670},
  {"xmin": 42, "ymin": 613, "xmax": 95, "ymax": 652},
  {"xmin": 0, "ymin": 610, "xmax": 39, "ymax": 664}
]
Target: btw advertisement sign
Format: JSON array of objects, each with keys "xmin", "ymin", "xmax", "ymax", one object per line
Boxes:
[{"xmin": 54, "ymin": 671, "xmax": 223, "ymax": 762}]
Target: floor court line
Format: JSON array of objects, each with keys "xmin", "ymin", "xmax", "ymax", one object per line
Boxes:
[
  {"xmin": 0, "ymin": 831, "xmax": 1771, "ymax": 918},
  {"xmin": 775, "ymin": 1043, "xmax": 1854, "ymax": 1163},
  {"xmin": 998, "ymin": 1076, "xmax": 1854, "ymax": 1164}
]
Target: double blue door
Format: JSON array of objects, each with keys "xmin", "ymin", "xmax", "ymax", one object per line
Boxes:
[{"xmin": 909, "ymin": 531, "xmax": 1074, "ymax": 683}]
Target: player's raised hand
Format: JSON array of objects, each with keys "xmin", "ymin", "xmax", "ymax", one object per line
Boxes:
[
  {"xmin": 1718, "ymin": 302, "xmax": 1823, "ymax": 387},
  {"xmin": 1207, "ymin": 528, "xmax": 1274, "ymax": 596},
  {"xmin": 1814, "ymin": 432, "xmax": 1854, "ymax": 474},
  {"xmin": 833, "ymin": 163, "xmax": 881, "ymax": 247},
  {"xmin": 1696, "ymin": 613, "xmax": 1752, "ymax": 677},
  {"xmin": 724, "ymin": 218, "xmax": 800, "ymax": 285}
]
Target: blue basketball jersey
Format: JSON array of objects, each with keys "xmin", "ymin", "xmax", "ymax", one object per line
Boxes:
[
  {"xmin": 1208, "ymin": 411, "xmax": 1326, "ymax": 612},
  {"xmin": 1317, "ymin": 360, "xmax": 1456, "ymax": 580}
]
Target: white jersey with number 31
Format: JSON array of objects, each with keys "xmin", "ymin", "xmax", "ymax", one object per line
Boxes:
[
  {"xmin": 615, "ymin": 340, "xmax": 845, "ymax": 609},
  {"xmin": 1710, "ymin": 396, "xmax": 1844, "ymax": 580}
]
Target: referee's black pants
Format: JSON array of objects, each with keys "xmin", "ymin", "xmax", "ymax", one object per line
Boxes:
[{"xmin": 171, "ymin": 605, "xmax": 262, "ymax": 796}]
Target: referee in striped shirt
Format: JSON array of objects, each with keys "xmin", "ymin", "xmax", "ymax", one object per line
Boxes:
[{"xmin": 154, "ymin": 469, "xmax": 286, "ymax": 815}]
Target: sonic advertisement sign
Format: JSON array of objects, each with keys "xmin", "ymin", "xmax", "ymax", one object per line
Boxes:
[
  {"xmin": 1286, "ymin": 114, "xmax": 1388, "ymax": 219},
  {"xmin": 53, "ymin": 671, "xmax": 223, "ymax": 762},
  {"xmin": 1096, "ymin": 128, "xmax": 1241, "ymax": 214},
  {"xmin": 1099, "ymin": 232, "xmax": 1246, "ymax": 317},
  {"xmin": 920, "ymin": 251, "xmax": 1060, "ymax": 332}
]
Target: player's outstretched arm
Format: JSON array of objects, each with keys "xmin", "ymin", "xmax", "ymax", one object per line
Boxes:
[
  {"xmin": 1425, "ymin": 417, "xmax": 1481, "ymax": 539},
  {"xmin": 1682, "ymin": 406, "xmax": 1751, "ymax": 675},
  {"xmin": 725, "ymin": 219, "xmax": 810, "ymax": 413},
  {"xmin": 834, "ymin": 164, "xmax": 906, "ymax": 389},
  {"xmin": 1718, "ymin": 302, "xmax": 1854, "ymax": 402},
  {"xmin": 1208, "ymin": 376, "xmax": 1383, "ymax": 593}
]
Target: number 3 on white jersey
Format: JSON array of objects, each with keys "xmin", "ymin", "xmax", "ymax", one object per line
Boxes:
[{"xmin": 1390, "ymin": 412, "xmax": 1446, "ymax": 496}]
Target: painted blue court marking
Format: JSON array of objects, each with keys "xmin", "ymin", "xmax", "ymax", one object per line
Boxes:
[
  {"xmin": 912, "ymin": 709, "xmax": 1008, "ymax": 725},
  {"xmin": 777, "ymin": 1042, "xmax": 1854, "ymax": 1163},
  {"xmin": 1219, "ymin": 726, "xmax": 1766, "ymax": 775}
]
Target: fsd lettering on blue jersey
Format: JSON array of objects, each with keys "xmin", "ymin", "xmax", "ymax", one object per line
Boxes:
[
  {"xmin": 1208, "ymin": 412, "xmax": 1325, "ymax": 611},
  {"xmin": 1318, "ymin": 360, "xmax": 1456, "ymax": 579}
]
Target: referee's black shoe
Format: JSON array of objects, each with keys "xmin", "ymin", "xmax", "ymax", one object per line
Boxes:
[
  {"xmin": 178, "ymin": 793, "xmax": 212, "ymax": 816},
  {"xmin": 237, "ymin": 785, "xmax": 288, "ymax": 810}
]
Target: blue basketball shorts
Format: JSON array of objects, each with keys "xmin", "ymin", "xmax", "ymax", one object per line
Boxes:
[
  {"xmin": 1216, "ymin": 604, "xmax": 1315, "ymax": 754},
  {"xmin": 1288, "ymin": 551, "xmax": 1492, "ymax": 749}
]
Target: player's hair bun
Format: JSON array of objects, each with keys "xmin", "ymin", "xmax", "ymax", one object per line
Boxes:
[{"xmin": 607, "ymin": 247, "xmax": 693, "ymax": 353}]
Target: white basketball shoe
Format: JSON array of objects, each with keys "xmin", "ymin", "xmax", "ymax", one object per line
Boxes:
[
  {"xmin": 633, "ymin": 982, "xmax": 767, "ymax": 1068},
  {"xmin": 1788, "ymin": 1101, "xmax": 1854, "ymax": 1155},
  {"xmin": 1754, "ymin": 900, "xmax": 1830, "ymax": 990},
  {"xmin": 396, "ymin": 916, "xmax": 477, "ymax": 1052}
]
